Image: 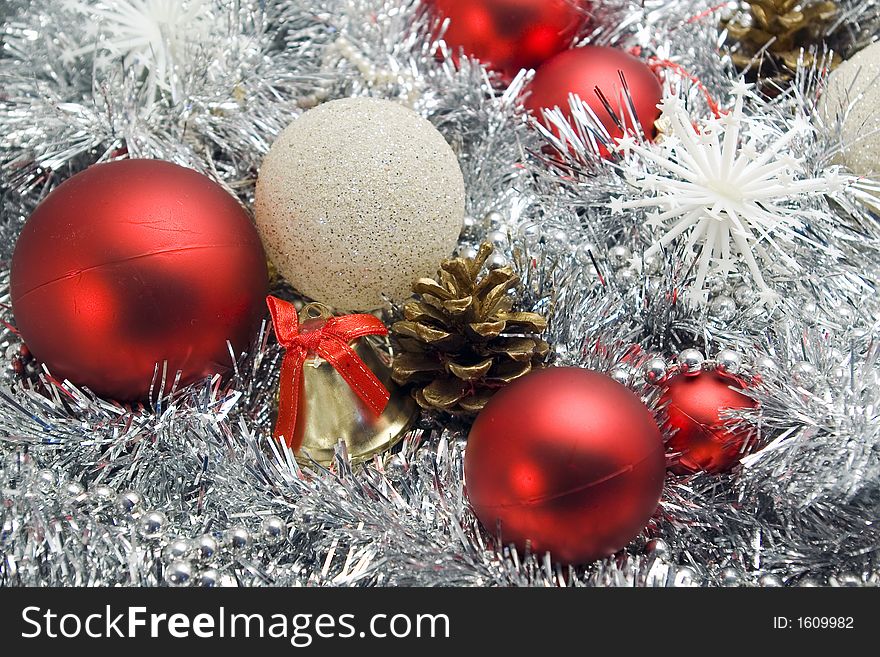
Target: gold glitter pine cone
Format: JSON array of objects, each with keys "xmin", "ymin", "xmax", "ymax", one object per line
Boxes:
[
  {"xmin": 391, "ymin": 243, "xmax": 549, "ymax": 415},
  {"xmin": 724, "ymin": 0, "xmax": 841, "ymax": 83}
]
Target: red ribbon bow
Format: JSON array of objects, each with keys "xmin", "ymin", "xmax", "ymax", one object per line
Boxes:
[{"xmin": 267, "ymin": 296, "xmax": 390, "ymax": 449}]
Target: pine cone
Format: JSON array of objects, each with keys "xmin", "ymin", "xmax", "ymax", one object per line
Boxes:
[
  {"xmin": 724, "ymin": 0, "xmax": 840, "ymax": 85},
  {"xmin": 391, "ymin": 243, "xmax": 549, "ymax": 416}
]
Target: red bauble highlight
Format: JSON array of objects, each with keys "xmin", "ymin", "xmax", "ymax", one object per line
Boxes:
[
  {"xmin": 465, "ymin": 368, "xmax": 665, "ymax": 564},
  {"xmin": 525, "ymin": 46, "xmax": 663, "ymax": 143},
  {"xmin": 11, "ymin": 159, "xmax": 269, "ymax": 401},
  {"xmin": 428, "ymin": 0, "xmax": 589, "ymax": 81},
  {"xmin": 662, "ymin": 370, "xmax": 758, "ymax": 474}
]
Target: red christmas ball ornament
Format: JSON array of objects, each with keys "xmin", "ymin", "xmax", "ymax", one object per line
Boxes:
[
  {"xmin": 525, "ymin": 46, "xmax": 663, "ymax": 143},
  {"xmin": 465, "ymin": 368, "xmax": 665, "ymax": 564},
  {"xmin": 662, "ymin": 370, "xmax": 758, "ymax": 474},
  {"xmin": 11, "ymin": 159, "xmax": 269, "ymax": 401},
  {"xmin": 428, "ymin": 0, "xmax": 589, "ymax": 81}
]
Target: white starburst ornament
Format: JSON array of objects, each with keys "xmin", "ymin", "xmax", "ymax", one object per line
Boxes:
[
  {"xmin": 611, "ymin": 82, "xmax": 841, "ymax": 306},
  {"xmin": 64, "ymin": 0, "xmax": 212, "ymax": 104}
]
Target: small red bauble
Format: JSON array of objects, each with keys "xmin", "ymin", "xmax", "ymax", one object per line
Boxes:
[
  {"xmin": 428, "ymin": 0, "xmax": 589, "ymax": 81},
  {"xmin": 525, "ymin": 46, "xmax": 663, "ymax": 142},
  {"xmin": 662, "ymin": 370, "xmax": 758, "ymax": 474},
  {"xmin": 11, "ymin": 159, "xmax": 269, "ymax": 401},
  {"xmin": 465, "ymin": 367, "xmax": 665, "ymax": 564}
]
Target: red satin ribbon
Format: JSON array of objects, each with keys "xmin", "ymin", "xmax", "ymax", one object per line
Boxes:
[{"xmin": 266, "ymin": 296, "xmax": 390, "ymax": 449}]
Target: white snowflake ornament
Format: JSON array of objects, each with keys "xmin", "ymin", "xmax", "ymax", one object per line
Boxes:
[
  {"xmin": 612, "ymin": 82, "xmax": 839, "ymax": 306},
  {"xmin": 64, "ymin": 0, "xmax": 212, "ymax": 104}
]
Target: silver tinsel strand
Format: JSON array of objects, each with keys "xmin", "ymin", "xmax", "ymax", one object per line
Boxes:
[{"xmin": 2, "ymin": 0, "xmax": 880, "ymax": 587}]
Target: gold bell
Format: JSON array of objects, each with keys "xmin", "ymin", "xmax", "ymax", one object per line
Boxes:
[{"xmin": 290, "ymin": 304, "xmax": 418, "ymax": 466}]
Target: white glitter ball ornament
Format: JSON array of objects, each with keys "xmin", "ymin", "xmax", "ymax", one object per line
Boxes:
[
  {"xmin": 255, "ymin": 97, "xmax": 465, "ymax": 311},
  {"xmin": 821, "ymin": 41, "xmax": 880, "ymax": 179}
]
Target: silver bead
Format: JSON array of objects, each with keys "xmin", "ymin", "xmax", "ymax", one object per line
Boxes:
[
  {"xmin": 672, "ymin": 565, "xmax": 702, "ymax": 587},
  {"xmin": 802, "ymin": 300, "xmax": 819, "ymax": 325},
  {"xmin": 798, "ymin": 577, "xmax": 822, "ymax": 587},
  {"xmin": 165, "ymin": 560, "xmax": 192, "ymax": 587},
  {"xmin": 459, "ymin": 245, "xmax": 479, "ymax": 261},
  {"xmin": 754, "ymin": 356, "xmax": 777, "ymax": 373},
  {"xmin": 643, "ymin": 252, "xmax": 663, "ymax": 276},
  {"xmin": 645, "ymin": 538, "xmax": 670, "ymax": 557},
  {"xmin": 720, "ymin": 567, "xmax": 743, "ymax": 587},
  {"xmin": 836, "ymin": 305, "xmax": 855, "ymax": 326},
  {"xmin": 138, "ymin": 510, "xmax": 167, "ymax": 540},
  {"xmin": 710, "ymin": 295, "xmax": 737, "ymax": 322},
  {"xmin": 62, "ymin": 481, "xmax": 85, "ymax": 497},
  {"xmin": 163, "ymin": 539, "xmax": 191, "ymax": 563},
  {"xmin": 575, "ymin": 242, "xmax": 597, "ymax": 263},
  {"xmin": 643, "ymin": 358, "xmax": 668, "ymax": 385},
  {"xmin": 791, "ymin": 361, "xmax": 819, "ymax": 390},
  {"xmin": 227, "ymin": 526, "xmax": 252, "ymax": 551},
  {"xmin": 763, "ymin": 300, "xmax": 786, "ymax": 321},
  {"xmin": 521, "ymin": 223, "xmax": 541, "ymax": 246},
  {"xmin": 486, "ymin": 252, "xmax": 508, "ymax": 270},
  {"xmin": 609, "ymin": 365, "xmax": 630, "ymax": 385},
  {"xmin": 260, "ymin": 516, "xmax": 288, "ymax": 545},
  {"xmin": 198, "ymin": 568, "xmax": 221, "ymax": 588},
  {"xmin": 194, "ymin": 535, "xmax": 219, "ymax": 562},
  {"xmin": 61, "ymin": 481, "xmax": 88, "ymax": 506},
  {"xmin": 759, "ymin": 573, "xmax": 784, "ymax": 587},
  {"xmin": 460, "ymin": 215, "xmax": 478, "ymax": 239},
  {"xmin": 608, "ymin": 245, "xmax": 631, "ymax": 269},
  {"xmin": 715, "ymin": 349, "xmax": 742, "ymax": 376},
  {"xmin": 116, "ymin": 490, "xmax": 143, "ymax": 516},
  {"xmin": 484, "ymin": 210, "xmax": 505, "ymax": 228},
  {"xmin": 677, "ymin": 349, "xmax": 705, "ymax": 376},
  {"xmin": 485, "ymin": 229, "xmax": 507, "ymax": 247},
  {"xmin": 704, "ymin": 275, "xmax": 726, "ymax": 296},
  {"xmin": 830, "ymin": 573, "xmax": 862, "ymax": 587},
  {"xmin": 90, "ymin": 485, "xmax": 115, "ymax": 504},
  {"xmin": 733, "ymin": 285, "xmax": 755, "ymax": 307},
  {"xmin": 548, "ymin": 228, "xmax": 568, "ymax": 247},
  {"xmin": 383, "ymin": 455, "xmax": 407, "ymax": 481},
  {"xmin": 34, "ymin": 469, "xmax": 56, "ymax": 493},
  {"xmin": 615, "ymin": 267, "xmax": 638, "ymax": 289}
]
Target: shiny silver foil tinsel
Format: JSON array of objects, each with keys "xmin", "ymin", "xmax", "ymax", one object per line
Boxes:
[
  {"xmin": 2, "ymin": 0, "xmax": 880, "ymax": 587},
  {"xmin": 0, "ymin": 0, "xmax": 306, "ymax": 246}
]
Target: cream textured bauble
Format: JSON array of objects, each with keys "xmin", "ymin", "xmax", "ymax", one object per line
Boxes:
[
  {"xmin": 255, "ymin": 97, "xmax": 465, "ymax": 311},
  {"xmin": 821, "ymin": 41, "xmax": 880, "ymax": 179}
]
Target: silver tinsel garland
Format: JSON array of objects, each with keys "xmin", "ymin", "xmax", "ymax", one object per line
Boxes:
[{"xmin": 2, "ymin": 0, "xmax": 880, "ymax": 587}]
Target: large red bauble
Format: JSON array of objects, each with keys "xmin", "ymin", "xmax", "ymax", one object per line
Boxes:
[
  {"xmin": 11, "ymin": 160, "xmax": 269, "ymax": 401},
  {"xmin": 465, "ymin": 368, "xmax": 665, "ymax": 564},
  {"xmin": 428, "ymin": 0, "xmax": 589, "ymax": 81},
  {"xmin": 525, "ymin": 46, "xmax": 663, "ymax": 142},
  {"xmin": 662, "ymin": 371, "xmax": 758, "ymax": 474}
]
